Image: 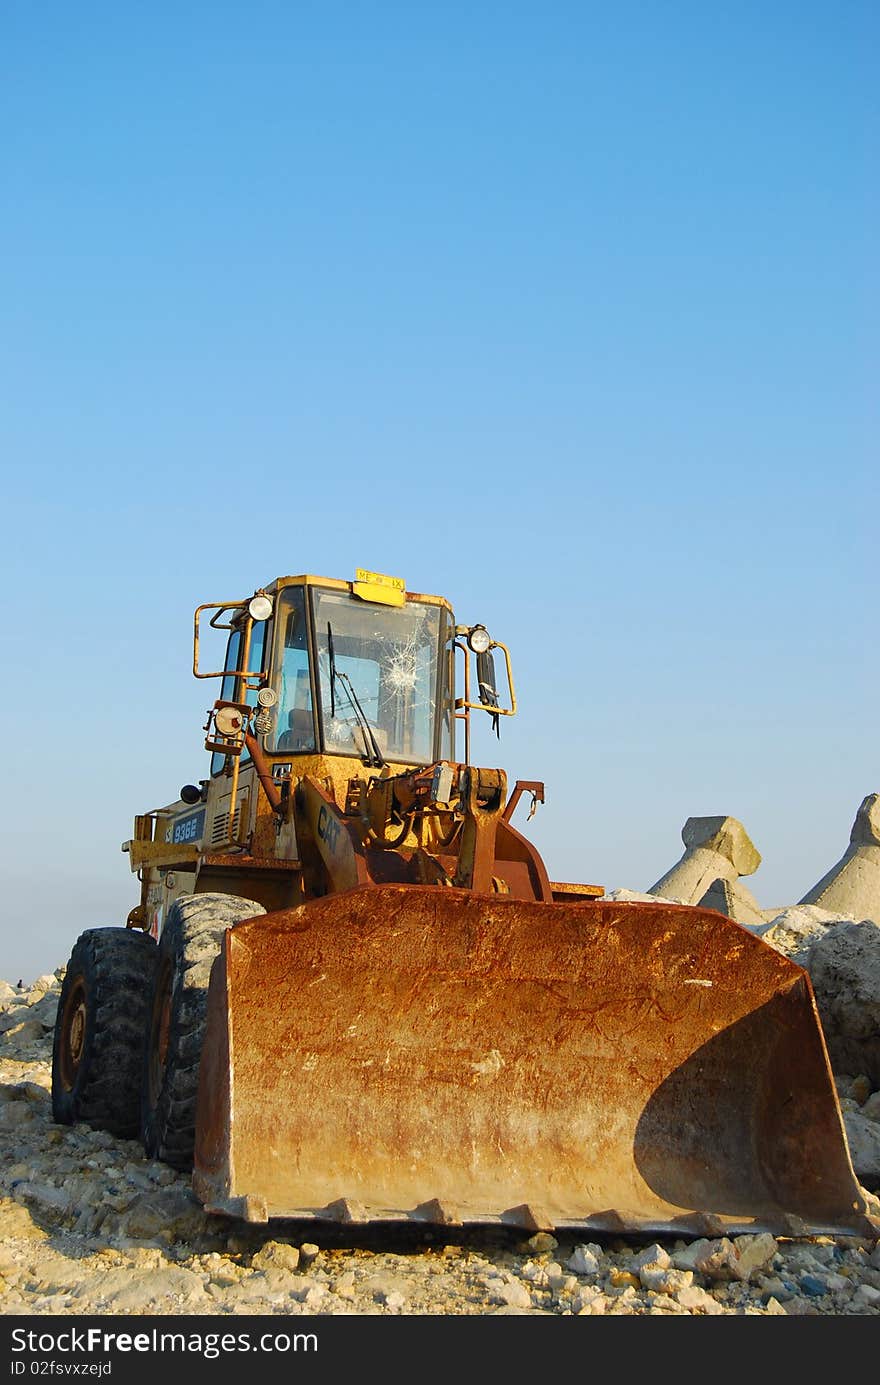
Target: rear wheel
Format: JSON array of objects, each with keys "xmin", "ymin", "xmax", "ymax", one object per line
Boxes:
[
  {"xmin": 51, "ymin": 928, "xmax": 158, "ymax": 1136},
  {"xmin": 141, "ymin": 892, "xmax": 265, "ymax": 1170}
]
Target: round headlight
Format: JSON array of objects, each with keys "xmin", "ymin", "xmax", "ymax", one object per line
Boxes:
[
  {"xmin": 467, "ymin": 625, "xmax": 492, "ymax": 654},
  {"xmin": 257, "ymin": 687, "xmax": 278, "ymax": 708},
  {"xmin": 248, "ymin": 594, "xmax": 273, "ymax": 621},
  {"xmin": 214, "ymin": 706, "xmax": 245, "ymax": 737}
]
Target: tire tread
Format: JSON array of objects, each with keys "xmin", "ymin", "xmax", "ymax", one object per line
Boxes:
[
  {"xmin": 51, "ymin": 928, "xmax": 158, "ymax": 1136},
  {"xmin": 141, "ymin": 893, "xmax": 265, "ymax": 1170}
]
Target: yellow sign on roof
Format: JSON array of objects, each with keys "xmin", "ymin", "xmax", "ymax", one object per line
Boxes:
[{"xmin": 353, "ymin": 568, "xmax": 406, "ymax": 606}]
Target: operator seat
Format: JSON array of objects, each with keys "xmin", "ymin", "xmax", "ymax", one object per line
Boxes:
[{"xmin": 277, "ymin": 708, "xmax": 315, "ymax": 752}]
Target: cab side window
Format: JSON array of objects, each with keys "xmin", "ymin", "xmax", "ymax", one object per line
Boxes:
[{"xmin": 268, "ymin": 588, "xmax": 316, "ymax": 754}]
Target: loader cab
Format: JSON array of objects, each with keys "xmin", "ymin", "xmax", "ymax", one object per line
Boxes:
[
  {"xmin": 264, "ymin": 577, "xmax": 456, "ymax": 767},
  {"xmin": 209, "ymin": 575, "xmax": 457, "ymax": 772}
]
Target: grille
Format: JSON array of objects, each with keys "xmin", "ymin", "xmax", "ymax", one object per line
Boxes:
[{"xmin": 211, "ymin": 806, "xmax": 241, "ymax": 846}]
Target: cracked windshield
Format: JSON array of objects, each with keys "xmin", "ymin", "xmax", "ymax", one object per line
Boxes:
[
  {"xmin": 313, "ymin": 590, "xmax": 442, "ymax": 763},
  {"xmin": 267, "ymin": 587, "xmax": 447, "ymax": 764}
]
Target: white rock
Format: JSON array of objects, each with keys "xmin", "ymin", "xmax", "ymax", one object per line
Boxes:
[
  {"xmin": 731, "ymin": 1233, "xmax": 778, "ymax": 1279},
  {"xmin": 632, "ymin": 1242, "xmax": 671, "ymax": 1271},
  {"xmin": 573, "ymin": 1289, "xmax": 607, "ymax": 1314},
  {"xmin": 565, "ymin": 1243, "xmax": 602, "ymax": 1276},
  {"xmin": 29, "ymin": 976, "xmax": 59, "ymax": 996},
  {"xmin": 641, "ymin": 1266, "xmax": 694, "ymax": 1294},
  {"xmin": 750, "ymin": 904, "xmax": 844, "ymax": 961},
  {"xmin": 672, "ymin": 1237, "xmax": 715, "ymax": 1271},
  {"xmin": 675, "ymin": 1284, "xmax": 724, "ymax": 1314},
  {"xmin": 825, "ymin": 1273, "xmax": 850, "ymax": 1292},
  {"xmin": 251, "ymin": 1240, "xmax": 301, "ymax": 1273},
  {"xmin": 486, "ymin": 1276, "xmax": 532, "ymax": 1309},
  {"xmin": 842, "ymin": 1110, "xmax": 880, "ymax": 1182},
  {"xmin": 291, "ymin": 1281, "xmax": 327, "ymax": 1308},
  {"xmin": 603, "ymin": 888, "xmax": 685, "ymax": 904},
  {"xmin": 764, "ymin": 1297, "xmax": 788, "ymax": 1315},
  {"xmin": 693, "ymin": 1238, "xmax": 739, "ymax": 1280},
  {"xmin": 365, "ymin": 1274, "xmax": 409, "ymax": 1305}
]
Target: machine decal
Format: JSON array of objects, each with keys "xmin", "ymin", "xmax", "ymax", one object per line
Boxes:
[
  {"xmin": 167, "ymin": 808, "xmax": 206, "ymax": 845},
  {"xmin": 317, "ymin": 804, "xmax": 341, "ymax": 854}
]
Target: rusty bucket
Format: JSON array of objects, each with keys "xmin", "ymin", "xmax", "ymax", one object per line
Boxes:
[{"xmin": 192, "ymin": 885, "xmax": 875, "ymax": 1237}]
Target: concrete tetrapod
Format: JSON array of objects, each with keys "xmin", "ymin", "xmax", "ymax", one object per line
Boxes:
[
  {"xmin": 800, "ymin": 793, "xmax": 880, "ymax": 925},
  {"xmin": 648, "ymin": 815, "xmax": 766, "ymax": 927}
]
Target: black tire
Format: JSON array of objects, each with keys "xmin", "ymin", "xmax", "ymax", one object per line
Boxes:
[
  {"xmin": 141, "ymin": 892, "xmax": 265, "ymax": 1171},
  {"xmin": 51, "ymin": 927, "xmax": 158, "ymax": 1136}
]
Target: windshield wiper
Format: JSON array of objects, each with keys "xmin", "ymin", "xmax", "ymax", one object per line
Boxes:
[
  {"xmin": 326, "ymin": 622, "xmax": 385, "ymax": 768},
  {"xmin": 327, "ymin": 621, "xmax": 337, "ymax": 719}
]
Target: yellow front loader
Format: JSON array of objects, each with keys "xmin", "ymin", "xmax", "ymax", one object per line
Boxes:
[{"xmin": 52, "ymin": 568, "xmax": 876, "ymax": 1239}]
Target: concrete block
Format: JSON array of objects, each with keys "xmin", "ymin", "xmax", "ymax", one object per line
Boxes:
[
  {"xmin": 798, "ymin": 794, "xmax": 880, "ymax": 924},
  {"xmin": 648, "ymin": 816, "xmax": 762, "ymax": 918},
  {"xmin": 697, "ymin": 877, "xmax": 767, "ymax": 929}
]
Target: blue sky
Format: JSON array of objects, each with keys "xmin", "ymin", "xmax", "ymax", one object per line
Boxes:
[{"xmin": 1, "ymin": 2, "xmax": 876, "ymax": 983}]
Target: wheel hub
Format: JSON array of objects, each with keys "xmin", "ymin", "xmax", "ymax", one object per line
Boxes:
[{"xmin": 59, "ymin": 982, "xmax": 87, "ymax": 1092}]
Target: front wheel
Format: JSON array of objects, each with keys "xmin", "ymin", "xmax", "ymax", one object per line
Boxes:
[
  {"xmin": 140, "ymin": 892, "xmax": 265, "ymax": 1170},
  {"xmin": 51, "ymin": 927, "xmax": 158, "ymax": 1136}
]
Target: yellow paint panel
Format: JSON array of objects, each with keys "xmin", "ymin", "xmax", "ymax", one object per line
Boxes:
[
  {"xmin": 125, "ymin": 840, "xmax": 201, "ymax": 871},
  {"xmin": 353, "ymin": 568, "xmax": 406, "ymax": 606}
]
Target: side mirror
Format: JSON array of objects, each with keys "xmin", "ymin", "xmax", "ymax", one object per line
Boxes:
[
  {"xmin": 476, "ymin": 650, "xmax": 500, "ymax": 737},
  {"xmin": 453, "ymin": 626, "xmax": 517, "ymax": 731}
]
